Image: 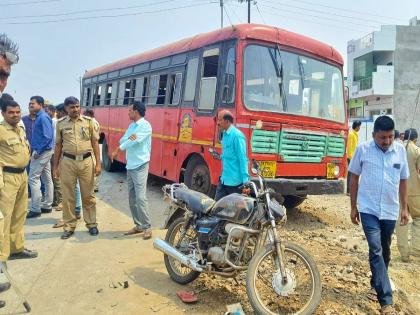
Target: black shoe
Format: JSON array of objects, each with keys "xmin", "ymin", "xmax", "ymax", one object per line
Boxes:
[
  {"xmin": 0, "ymin": 300, "xmax": 5, "ymax": 308},
  {"xmin": 0, "ymin": 282, "xmax": 10, "ymax": 293},
  {"xmin": 26, "ymin": 211, "xmax": 41, "ymax": 219},
  {"xmin": 41, "ymin": 208, "xmax": 52, "ymax": 213},
  {"xmin": 94, "ymin": 189, "xmax": 99, "ymax": 193},
  {"xmin": 89, "ymin": 227, "xmax": 99, "ymax": 236},
  {"xmin": 61, "ymin": 231, "xmax": 74, "ymax": 239},
  {"xmin": 75, "ymin": 212, "xmax": 81, "ymax": 220},
  {"xmin": 9, "ymin": 248, "xmax": 38, "ymax": 260}
]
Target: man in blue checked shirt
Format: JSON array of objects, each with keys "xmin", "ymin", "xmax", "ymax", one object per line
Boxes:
[
  {"xmin": 215, "ymin": 110, "xmax": 249, "ymax": 201},
  {"xmin": 111, "ymin": 101, "xmax": 152, "ymax": 240},
  {"xmin": 27, "ymin": 96, "xmax": 54, "ymax": 219},
  {"xmin": 349, "ymin": 116, "xmax": 409, "ymax": 315}
]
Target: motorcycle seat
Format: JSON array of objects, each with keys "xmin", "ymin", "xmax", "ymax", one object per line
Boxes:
[{"xmin": 174, "ymin": 187, "xmax": 215, "ymax": 214}]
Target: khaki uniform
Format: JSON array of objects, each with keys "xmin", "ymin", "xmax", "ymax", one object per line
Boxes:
[
  {"xmin": 92, "ymin": 118, "xmax": 100, "ymax": 192},
  {"xmin": 56, "ymin": 115, "xmax": 99, "ymax": 231},
  {"xmin": 0, "ymin": 121, "xmax": 30, "ymax": 261},
  {"xmin": 396, "ymin": 141, "xmax": 420, "ymax": 258}
]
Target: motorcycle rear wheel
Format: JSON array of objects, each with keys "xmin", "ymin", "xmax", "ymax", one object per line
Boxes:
[
  {"xmin": 164, "ymin": 217, "xmax": 201, "ymax": 285},
  {"xmin": 246, "ymin": 242, "xmax": 321, "ymax": 315}
]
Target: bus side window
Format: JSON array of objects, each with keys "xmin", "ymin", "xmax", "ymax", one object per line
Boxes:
[
  {"xmin": 104, "ymin": 83, "xmax": 113, "ymax": 105},
  {"xmin": 184, "ymin": 57, "xmax": 199, "ymax": 102},
  {"xmin": 198, "ymin": 47, "xmax": 219, "ymax": 111},
  {"xmin": 94, "ymin": 85, "xmax": 101, "ymax": 107},
  {"xmin": 134, "ymin": 77, "xmax": 148, "ymax": 103},
  {"xmin": 110, "ymin": 81, "xmax": 118, "ymax": 106},
  {"xmin": 169, "ymin": 73, "xmax": 183, "ymax": 106},
  {"xmin": 83, "ymin": 87, "xmax": 91, "ymax": 107},
  {"xmin": 157, "ymin": 74, "xmax": 168, "ymax": 105},
  {"xmin": 117, "ymin": 80, "xmax": 125, "ymax": 105},
  {"xmin": 221, "ymin": 46, "xmax": 235, "ymax": 104},
  {"xmin": 148, "ymin": 75, "xmax": 159, "ymax": 105},
  {"xmin": 123, "ymin": 80, "xmax": 133, "ymax": 105}
]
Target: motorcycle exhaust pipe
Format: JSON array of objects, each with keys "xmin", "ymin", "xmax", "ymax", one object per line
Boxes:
[{"xmin": 153, "ymin": 238, "xmax": 204, "ymax": 272}]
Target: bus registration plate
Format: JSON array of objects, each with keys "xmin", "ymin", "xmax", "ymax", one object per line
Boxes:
[
  {"xmin": 259, "ymin": 161, "xmax": 276, "ymax": 178},
  {"xmin": 326, "ymin": 163, "xmax": 335, "ymax": 179}
]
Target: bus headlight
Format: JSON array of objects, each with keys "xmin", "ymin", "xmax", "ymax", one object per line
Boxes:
[{"xmin": 334, "ymin": 165, "xmax": 340, "ymax": 177}]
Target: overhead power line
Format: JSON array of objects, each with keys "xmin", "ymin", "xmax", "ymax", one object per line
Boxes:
[
  {"xmin": 258, "ymin": 8, "xmax": 373, "ymax": 35},
  {"xmin": 260, "ymin": 0, "xmax": 391, "ymax": 25},
  {"xmin": 279, "ymin": 0, "xmax": 405, "ymax": 22},
  {"xmin": 0, "ymin": 2, "xmax": 217, "ymax": 25},
  {"xmin": 223, "ymin": 4, "xmax": 234, "ymax": 26},
  {"xmin": 0, "ymin": 0, "xmax": 176, "ymax": 20},
  {"xmin": 0, "ymin": 0, "xmax": 59, "ymax": 6},
  {"xmin": 255, "ymin": 2, "xmax": 266, "ymax": 24},
  {"xmin": 259, "ymin": 3, "xmax": 377, "ymax": 30}
]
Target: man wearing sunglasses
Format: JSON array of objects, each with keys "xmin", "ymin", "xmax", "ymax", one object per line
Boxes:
[{"xmin": 0, "ymin": 34, "xmax": 18, "ymax": 98}]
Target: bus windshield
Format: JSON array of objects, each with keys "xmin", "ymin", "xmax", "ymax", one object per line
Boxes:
[{"xmin": 243, "ymin": 44, "xmax": 345, "ymax": 123}]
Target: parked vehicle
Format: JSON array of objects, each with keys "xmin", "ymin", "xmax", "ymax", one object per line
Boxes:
[
  {"xmin": 154, "ymin": 160, "xmax": 321, "ymax": 315},
  {"xmin": 82, "ymin": 24, "xmax": 347, "ymax": 208}
]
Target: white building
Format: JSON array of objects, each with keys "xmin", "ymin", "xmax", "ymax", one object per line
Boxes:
[{"xmin": 347, "ymin": 17, "xmax": 420, "ymax": 132}]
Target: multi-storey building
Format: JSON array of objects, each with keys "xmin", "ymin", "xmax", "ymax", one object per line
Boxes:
[{"xmin": 347, "ymin": 17, "xmax": 420, "ymax": 132}]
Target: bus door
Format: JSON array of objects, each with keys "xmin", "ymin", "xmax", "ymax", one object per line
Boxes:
[
  {"xmin": 161, "ymin": 66, "xmax": 184, "ymax": 180},
  {"xmin": 214, "ymin": 41, "xmax": 236, "ymax": 148},
  {"xmin": 192, "ymin": 45, "xmax": 221, "ymax": 148}
]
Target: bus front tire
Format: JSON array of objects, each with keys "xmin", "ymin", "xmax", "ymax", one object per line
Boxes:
[
  {"xmin": 283, "ymin": 195, "xmax": 307, "ymax": 209},
  {"xmin": 184, "ymin": 156, "xmax": 214, "ymax": 197}
]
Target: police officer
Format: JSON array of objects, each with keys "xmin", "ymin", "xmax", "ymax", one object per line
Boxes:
[
  {"xmin": 0, "ymin": 97, "xmax": 38, "ymax": 261},
  {"xmin": 53, "ymin": 97, "xmax": 101, "ymax": 239}
]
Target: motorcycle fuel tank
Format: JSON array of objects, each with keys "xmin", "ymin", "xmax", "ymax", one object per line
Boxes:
[{"xmin": 210, "ymin": 193, "xmax": 256, "ymax": 224}]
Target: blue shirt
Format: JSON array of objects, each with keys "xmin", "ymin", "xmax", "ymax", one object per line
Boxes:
[
  {"xmin": 21, "ymin": 115, "xmax": 35, "ymax": 144},
  {"xmin": 31, "ymin": 109, "xmax": 54, "ymax": 155},
  {"xmin": 221, "ymin": 125, "xmax": 249, "ymax": 186},
  {"xmin": 119, "ymin": 118, "xmax": 152, "ymax": 170},
  {"xmin": 349, "ymin": 140, "xmax": 410, "ymax": 220}
]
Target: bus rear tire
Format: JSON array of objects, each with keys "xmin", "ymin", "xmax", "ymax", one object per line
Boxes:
[
  {"xmin": 102, "ymin": 139, "xmax": 118, "ymax": 172},
  {"xmin": 283, "ymin": 195, "xmax": 307, "ymax": 209},
  {"xmin": 184, "ymin": 156, "xmax": 213, "ymax": 197}
]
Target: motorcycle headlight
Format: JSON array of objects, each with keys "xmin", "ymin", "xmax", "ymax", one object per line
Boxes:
[{"xmin": 269, "ymin": 198, "xmax": 286, "ymax": 220}]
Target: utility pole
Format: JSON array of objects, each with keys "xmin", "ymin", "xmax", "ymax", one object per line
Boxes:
[
  {"xmin": 220, "ymin": 0, "xmax": 223, "ymax": 28},
  {"xmin": 247, "ymin": 0, "xmax": 251, "ymax": 23}
]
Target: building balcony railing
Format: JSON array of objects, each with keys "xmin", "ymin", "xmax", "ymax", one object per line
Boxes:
[{"xmin": 355, "ymin": 77, "xmax": 372, "ymax": 91}]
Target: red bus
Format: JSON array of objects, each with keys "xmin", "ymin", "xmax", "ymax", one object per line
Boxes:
[{"xmin": 82, "ymin": 24, "xmax": 347, "ymax": 208}]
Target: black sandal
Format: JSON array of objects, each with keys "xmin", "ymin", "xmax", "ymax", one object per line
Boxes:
[{"xmin": 61, "ymin": 231, "xmax": 74, "ymax": 239}]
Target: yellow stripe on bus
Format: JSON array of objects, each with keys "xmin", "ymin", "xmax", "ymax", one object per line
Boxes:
[{"xmin": 107, "ymin": 128, "xmax": 216, "ymax": 146}]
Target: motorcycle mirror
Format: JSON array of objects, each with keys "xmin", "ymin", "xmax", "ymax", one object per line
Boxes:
[{"xmin": 251, "ymin": 167, "xmax": 258, "ymax": 175}]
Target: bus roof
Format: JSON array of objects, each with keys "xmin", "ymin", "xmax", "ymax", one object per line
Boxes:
[{"xmin": 84, "ymin": 24, "xmax": 343, "ymax": 79}]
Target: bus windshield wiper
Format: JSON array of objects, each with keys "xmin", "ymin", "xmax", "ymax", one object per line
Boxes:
[
  {"xmin": 272, "ymin": 45, "xmax": 287, "ymax": 112},
  {"xmin": 297, "ymin": 56, "xmax": 305, "ymax": 91}
]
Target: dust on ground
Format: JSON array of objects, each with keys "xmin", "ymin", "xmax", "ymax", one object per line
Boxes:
[{"xmin": 184, "ymin": 195, "xmax": 420, "ymax": 315}]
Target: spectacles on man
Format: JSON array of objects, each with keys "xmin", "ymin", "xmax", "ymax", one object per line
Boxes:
[{"xmin": 1, "ymin": 51, "xmax": 19, "ymax": 65}]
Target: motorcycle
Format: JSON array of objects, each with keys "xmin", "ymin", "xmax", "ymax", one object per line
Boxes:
[{"xmin": 153, "ymin": 159, "xmax": 321, "ymax": 315}]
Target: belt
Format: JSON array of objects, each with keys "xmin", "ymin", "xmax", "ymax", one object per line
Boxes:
[
  {"xmin": 63, "ymin": 152, "xmax": 92, "ymax": 161},
  {"xmin": 3, "ymin": 166, "xmax": 26, "ymax": 174}
]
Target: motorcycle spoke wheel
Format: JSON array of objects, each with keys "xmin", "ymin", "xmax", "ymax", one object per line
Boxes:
[
  {"xmin": 164, "ymin": 217, "xmax": 201, "ymax": 284},
  {"xmin": 169, "ymin": 226, "xmax": 197, "ymax": 276},
  {"xmin": 247, "ymin": 243, "xmax": 321, "ymax": 315}
]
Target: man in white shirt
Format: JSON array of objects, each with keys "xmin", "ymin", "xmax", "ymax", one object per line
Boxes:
[{"xmin": 349, "ymin": 116, "xmax": 409, "ymax": 315}]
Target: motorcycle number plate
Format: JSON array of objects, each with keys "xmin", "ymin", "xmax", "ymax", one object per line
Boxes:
[
  {"xmin": 326, "ymin": 163, "xmax": 335, "ymax": 179},
  {"xmin": 259, "ymin": 161, "xmax": 276, "ymax": 178}
]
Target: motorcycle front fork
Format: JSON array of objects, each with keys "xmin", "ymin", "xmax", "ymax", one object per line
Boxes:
[{"xmin": 267, "ymin": 221, "xmax": 288, "ymax": 284}]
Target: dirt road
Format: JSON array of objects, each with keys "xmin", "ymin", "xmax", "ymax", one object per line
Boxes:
[{"xmin": 0, "ymin": 170, "xmax": 418, "ymax": 315}]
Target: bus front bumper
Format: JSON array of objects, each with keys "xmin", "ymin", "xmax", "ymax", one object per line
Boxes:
[{"xmin": 251, "ymin": 177, "xmax": 345, "ymax": 196}]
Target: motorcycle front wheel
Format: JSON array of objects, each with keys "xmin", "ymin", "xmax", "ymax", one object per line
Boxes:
[
  {"xmin": 246, "ymin": 242, "xmax": 321, "ymax": 315},
  {"xmin": 164, "ymin": 217, "xmax": 201, "ymax": 285}
]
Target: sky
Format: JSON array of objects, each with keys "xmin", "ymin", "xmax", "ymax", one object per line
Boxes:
[{"xmin": 1, "ymin": 0, "xmax": 419, "ymax": 111}]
